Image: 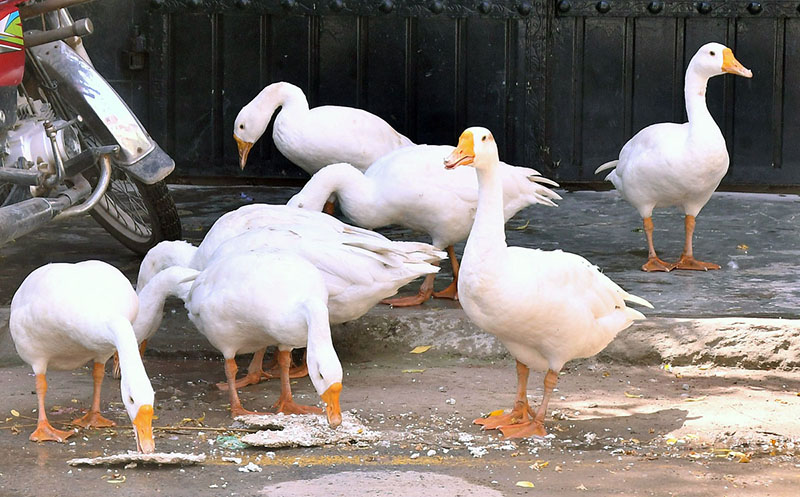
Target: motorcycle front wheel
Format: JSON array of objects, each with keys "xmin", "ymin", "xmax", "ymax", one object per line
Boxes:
[{"xmin": 90, "ymin": 168, "xmax": 182, "ymax": 255}]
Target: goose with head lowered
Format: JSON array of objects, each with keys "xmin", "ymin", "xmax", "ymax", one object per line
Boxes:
[
  {"xmin": 234, "ymin": 81, "xmax": 413, "ymax": 204},
  {"xmin": 9, "ymin": 261, "xmax": 156, "ymax": 452},
  {"xmin": 445, "ymin": 127, "xmax": 652, "ymax": 438},
  {"xmin": 287, "ymin": 144, "xmax": 560, "ymax": 306},
  {"xmin": 133, "ymin": 204, "xmax": 442, "ymax": 389},
  {"xmin": 176, "ymin": 249, "xmax": 343, "ymax": 426},
  {"xmin": 595, "ymin": 42, "xmax": 752, "ymax": 272}
]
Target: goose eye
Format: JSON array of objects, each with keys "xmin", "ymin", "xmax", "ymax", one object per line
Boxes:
[
  {"xmin": 709, "ymin": 50, "xmax": 716, "ymax": 56},
  {"xmin": 481, "ymin": 136, "xmax": 487, "ymax": 142},
  {"xmin": 239, "ymin": 124, "xmax": 245, "ymax": 130},
  {"xmin": 128, "ymin": 396, "xmax": 135, "ymax": 404}
]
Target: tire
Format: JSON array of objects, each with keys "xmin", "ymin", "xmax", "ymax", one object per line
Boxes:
[{"xmin": 89, "ymin": 171, "xmax": 182, "ymax": 255}]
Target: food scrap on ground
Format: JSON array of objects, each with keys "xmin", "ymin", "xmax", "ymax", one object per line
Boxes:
[
  {"xmin": 237, "ymin": 412, "xmax": 381, "ymax": 448},
  {"xmin": 67, "ymin": 451, "xmax": 206, "ymax": 466}
]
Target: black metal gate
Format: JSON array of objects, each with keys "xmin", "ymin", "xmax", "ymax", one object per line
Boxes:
[{"xmin": 140, "ymin": 0, "xmax": 800, "ymax": 186}]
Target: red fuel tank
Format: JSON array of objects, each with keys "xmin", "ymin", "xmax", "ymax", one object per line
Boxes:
[{"xmin": 0, "ymin": 4, "xmax": 24, "ymax": 87}]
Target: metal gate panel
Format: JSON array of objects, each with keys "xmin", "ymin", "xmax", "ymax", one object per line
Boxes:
[
  {"xmin": 146, "ymin": 0, "xmax": 799, "ymax": 186},
  {"xmin": 549, "ymin": 2, "xmax": 800, "ymax": 185},
  {"xmin": 147, "ymin": 1, "xmax": 548, "ymax": 179}
]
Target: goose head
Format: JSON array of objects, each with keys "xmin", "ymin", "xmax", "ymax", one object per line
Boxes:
[
  {"xmin": 233, "ymin": 82, "xmax": 308, "ymax": 170},
  {"xmin": 137, "ymin": 240, "xmax": 197, "ymax": 291},
  {"xmin": 307, "ymin": 346, "xmax": 344, "ymax": 428},
  {"xmin": 690, "ymin": 42, "xmax": 752, "ymax": 80},
  {"xmin": 120, "ymin": 368, "xmax": 156, "ymax": 453},
  {"xmin": 444, "ymin": 126, "xmax": 499, "ymax": 171},
  {"xmin": 233, "ymin": 103, "xmax": 266, "ymax": 171}
]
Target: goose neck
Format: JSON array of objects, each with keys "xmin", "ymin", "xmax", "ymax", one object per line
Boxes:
[{"xmin": 465, "ymin": 164, "xmax": 507, "ymax": 257}]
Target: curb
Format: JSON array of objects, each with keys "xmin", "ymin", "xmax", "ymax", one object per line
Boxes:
[{"xmin": 2, "ymin": 303, "xmax": 799, "ymax": 370}]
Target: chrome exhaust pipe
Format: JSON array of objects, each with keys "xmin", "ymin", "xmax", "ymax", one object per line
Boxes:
[{"xmin": 0, "ymin": 197, "xmax": 66, "ymax": 246}]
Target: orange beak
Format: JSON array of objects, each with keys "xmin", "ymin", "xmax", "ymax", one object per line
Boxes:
[
  {"xmin": 444, "ymin": 130, "xmax": 475, "ymax": 169},
  {"xmin": 234, "ymin": 135, "xmax": 254, "ymax": 170},
  {"xmin": 133, "ymin": 404, "xmax": 155, "ymax": 453},
  {"xmin": 321, "ymin": 382, "xmax": 342, "ymax": 428},
  {"xmin": 721, "ymin": 48, "xmax": 753, "ymax": 78}
]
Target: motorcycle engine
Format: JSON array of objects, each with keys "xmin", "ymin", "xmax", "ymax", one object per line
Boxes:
[{"xmin": 1, "ymin": 97, "xmax": 82, "ymax": 194}]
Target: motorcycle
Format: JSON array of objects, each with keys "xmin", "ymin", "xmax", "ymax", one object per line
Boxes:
[{"xmin": 0, "ymin": 0, "xmax": 180, "ymax": 254}]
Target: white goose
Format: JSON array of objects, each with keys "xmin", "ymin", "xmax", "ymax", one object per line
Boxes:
[
  {"xmin": 9, "ymin": 261, "xmax": 155, "ymax": 452},
  {"xmin": 135, "ymin": 204, "xmax": 442, "ymax": 388},
  {"xmin": 233, "ymin": 81, "xmax": 413, "ymax": 174},
  {"xmin": 445, "ymin": 127, "xmax": 652, "ymax": 438},
  {"xmin": 595, "ymin": 42, "xmax": 752, "ymax": 272},
  {"xmin": 287, "ymin": 144, "xmax": 561, "ymax": 306},
  {"xmin": 180, "ymin": 250, "xmax": 343, "ymax": 426}
]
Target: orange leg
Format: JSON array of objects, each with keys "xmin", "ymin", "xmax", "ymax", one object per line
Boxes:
[
  {"xmin": 224, "ymin": 358, "xmax": 267, "ymax": 417},
  {"xmin": 112, "ymin": 352, "xmax": 121, "ymax": 379},
  {"xmin": 30, "ymin": 374, "xmax": 74, "ymax": 443},
  {"xmin": 498, "ymin": 369, "xmax": 559, "ymax": 439},
  {"xmin": 673, "ymin": 215, "xmax": 721, "ymax": 271},
  {"xmin": 261, "ymin": 349, "xmax": 309, "ymax": 379},
  {"xmin": 271, "ymin": 350, "xmax": 322, "ymax": 415},
  {"xmin": 323, "ymin": 201, "xmax": 336, "ymax": 216},
  {"xmin": 381, "ymin": 273, "xmax": 435, "ymax": 307},
  {"xmin": 216, "ymin": 348, "xmax": 309, "ymax": 390},
  {"xmin": 474, "ymin": 361, "xmax": 532, "ymax": 430},
  {"xmin": 432, "ymin": 245, "xmax": 459, "ymax": 300},
  {"xmin": 641, "ymin": 217, "xmax": 673, "ymax": 272},
  {"xmin": 72, "ymin": 362, "xmax": 116, "ymax": 428},
  {"xmin": 216, "ymin": 348, "xmax": 267, "ymax": 391}
]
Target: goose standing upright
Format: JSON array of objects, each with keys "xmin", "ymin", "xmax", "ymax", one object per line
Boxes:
[
  {"xmin": 9, "ymin": 261, "xmax": 156, "ymax": 452},
  {"xmin": 445, "ymin": 127, "xmax": 652, "ymax": 438},
  {"xmin": 287, "ymin": 144, "xmax": 560, "ymax": 306},
  {"xmin": 233, "ymin": 81, "xmax": 413, "ymax": 174},
  {"xmin": 595, "ymin": 42, "xmax": 752, "ymax": 272}
]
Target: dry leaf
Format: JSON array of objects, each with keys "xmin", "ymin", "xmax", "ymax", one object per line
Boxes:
[
  {"xmin": 602, "ymin": 371, "xmax": 610, "ymax": 377},
  {"xmin": 666, "ymin": 438, "xmax": 678, "ymax": 445},
  {"xmin": 409, "ymin": 345, "xmax": 432, "ymax": 354},
  {"xmin": 576, "ymin": 484, "xmax": 588, "ymax": 490},
  {"xmin": 513, "ymin": 220, "xmax": 531, "ymax": 230},
  {"xmin": 107, "ymin": 475, "xmax": 126, "ymax": 484},
  {"xmin": 402, "ymin": 369, "xmax": 425, "ymax": 374},
  {"xmin": 530, "ymin": 460, "xmax": 549, "ymax": 471},
  {"xmin": 10, "ymin": 410, "xmax": 19, "ymax": 417},
  {"xmin": 683, "ymin": 396, "xmax": 707, "ymax": 402},
  {"xmin": 737, "ymin": 244, "xmax": 749, "ymax": 251},
  {"xmin": 624, "ymin": 392, "xmax": 643, "ymax": 398},
  {"xmin": 515, "ymin": 481, "xmax": 535, "ymax": 488},
  {"xmin": 662, "ymin": 363, "xmax": 672, "ymax": 372},
  {"xmin": 729, "ymin": 451, "xmax": 751, "ymax": 463},
  {"xmin": 698, "ymin": 363, "xmax": 715, "ymax": 370}
]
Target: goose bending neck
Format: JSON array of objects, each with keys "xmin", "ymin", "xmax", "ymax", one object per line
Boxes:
[
  {"xmin": 466, "ymin": 164, "xmax": 508, "ymax": 258},
  {"xmin": 256, "ymin": 82, "xmax": 309, "ymax": 118},
  {"xmin": 292, "ymin": 163, "xmax": 381, "ymax": 227},
  {"xmin": 683, "ymin": 64, "xmax": 715, "ymax": 127},
  {"xmin": 112, "ymin": 319, "xmax": 150, "ymax": 383},
  {"xmin": 133, "ymin": 266, "xmax": 198, "ymax": 343}
]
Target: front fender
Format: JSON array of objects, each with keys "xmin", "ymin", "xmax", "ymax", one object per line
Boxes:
[{"xmin": 28, "ymin": 40, "xmax": 174, "ymax": 184}]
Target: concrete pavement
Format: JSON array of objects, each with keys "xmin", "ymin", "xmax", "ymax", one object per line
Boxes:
[{"xmin": 1, "ymin": 185, "xmax": 799, "ymax": 496}]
